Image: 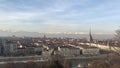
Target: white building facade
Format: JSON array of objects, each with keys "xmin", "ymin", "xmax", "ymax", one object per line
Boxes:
[
  {"xmin": 80, "ymin": 46, "xmax": 100, "ymax": 55},
  {"xmin": 58, "ymin": 46, "xmax": 80, "ymax": 57}
]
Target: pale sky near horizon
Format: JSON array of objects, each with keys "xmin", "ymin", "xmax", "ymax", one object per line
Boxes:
[{"xmin": 0, "ymin": 0, "xmax": 120, "ymax": 34}]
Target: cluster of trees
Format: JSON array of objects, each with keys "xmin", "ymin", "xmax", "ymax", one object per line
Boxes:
[
  {"xmin": 2, "ymin": 54, "xmax": 71, "ymax": 68},
  {"xmin": 46, "ymin": 54, "xmax": 72, "ymax": 68},
  {"xmin": 88, "ymin": 60, "xmax": 108, "ymax": 68},
  {"xmin": 115, "ymin": 28, "xmax": 120, "ymax": 41},
  {"xmin": 115, "ymin": 28, "xmax": 120, "ymax": 46},
  {"xmin": 88, "ymin": 53, "xmax": 120, "ymax": 68},
  {"xmin": 3, "ymin": 61, "xmax": 46, "ymax": 68}
]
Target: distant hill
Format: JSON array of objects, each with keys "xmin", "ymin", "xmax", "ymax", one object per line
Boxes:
[{"xmin": 0, "ymin": 30, "xmax": 114, "ymax": 40}]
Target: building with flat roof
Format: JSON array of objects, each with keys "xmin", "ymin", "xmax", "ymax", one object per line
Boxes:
[
  {"xmin": 79, "ymin": 45, "xmax": 100, "ymax": 55},
  {"xmin": 3, "ymin": 42, "xmax": 17, "ymax": 56},
  {"xmin": 58, "ymin": 46, "xmax": 80, "ymax": 57}
]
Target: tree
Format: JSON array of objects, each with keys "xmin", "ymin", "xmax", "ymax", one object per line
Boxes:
[
  {"xmin": 108, "ymin": 53, "xmax": 120, "ymax": 66},
  {"xmin": 3, "ymin": 62, "xmax": 14, "ymax": 68},
  {"xmin": 62, "ymin": 59, "xmax": 72, "ymax": 68},
  {"xmin": 88, "ymin": 60, "xmax": 108, "ymax": 68},
  {"xmin": 46, "ymin": 60, "xmax": 63, "ymax": 68},
  {"xmin": 88, "ymin": 54, "xmax": 120, "ymax": 68},
  {"xmin": 46, "ymin": 54, "xmax": 71, "ymax": 68},
  {"xmin": 115, "ymin": 29, "xmax": 120, "ymax": 40},
  {"xmin": 46, "ymin": 54, "xmax": 64, "ymax": 68},
  {"xmin": 111, "ymin": 64, "xmax": 120, "ymax": 68},
  {"xmin": 115, "ymin": 28, "xmax": 120, "ymax": 46},
  {"xmin": 25, "ymin": 61, "xmax": 36, "ymax": 68}
]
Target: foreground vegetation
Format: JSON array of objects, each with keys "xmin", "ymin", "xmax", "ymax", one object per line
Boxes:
[{"xmin": 88, "ymin": 53, "xmax": 120, "ymax": 68}]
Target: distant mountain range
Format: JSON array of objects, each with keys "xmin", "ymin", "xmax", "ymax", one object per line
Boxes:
[{"xmin": 0, "ymin": 30, "xmax": 114, "ymax": 40}]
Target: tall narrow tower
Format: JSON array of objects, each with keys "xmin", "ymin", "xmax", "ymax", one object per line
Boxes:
[
  {"xmin": 89, "ymin": 27, "xmax": 93, "ymax": 46},
  {"xmin": 43, "ymin": 34, "xmax": 46, "ymax": 46}
]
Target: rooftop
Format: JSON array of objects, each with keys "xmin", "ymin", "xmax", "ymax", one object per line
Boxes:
[
  {"xmin": 59, "ymin": 46, "xmax": 79, "ymax": 49},
  {"xmin": 79, "ymin": 45, "xmax": 98, "ymax": 49}
]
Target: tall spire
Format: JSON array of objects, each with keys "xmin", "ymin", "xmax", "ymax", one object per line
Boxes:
[
  {"xmin": 43, "ymin": 34, "xmax": 46, "ymax": 45},
  {"xmin": 89, "ymin": 26, "xmax": 93, "ymax": 42},
  {"xmin": 89, "ymin": 26, "xmax": 93, "ymax": 46}
]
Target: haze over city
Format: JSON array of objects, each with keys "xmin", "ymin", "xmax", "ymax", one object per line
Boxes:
[
  {"xmin": 0, "ymin": 0, "xmax": 120, "ymax": 68},
  {"xmin": 0, "ymin": 0, "xmax": 120, "ymax": 38}
]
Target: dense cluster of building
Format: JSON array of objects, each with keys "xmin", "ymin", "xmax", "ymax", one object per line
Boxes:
[
  {"xmin": 0, "ymin": 37, "xmax": 43, "ymax": 56},
  {"xmin": 58, "ymin": 45, "xmax": 99, "ymax": 57},
  {"xmin": 0, "ymin": 36, "xmax": 100, "ymax": 58}
]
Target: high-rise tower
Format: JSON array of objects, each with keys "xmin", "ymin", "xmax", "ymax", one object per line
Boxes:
[{"xmin": 89, "ymin": 27, "xmax": 93, "ymax": 46}]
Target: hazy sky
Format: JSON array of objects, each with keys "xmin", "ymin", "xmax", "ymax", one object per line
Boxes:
[{"xmin": 0, "ymin": 0, "xmax": 120, "ymax": 34}]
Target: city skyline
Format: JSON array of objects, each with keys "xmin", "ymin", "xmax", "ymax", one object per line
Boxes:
[{"xmin": 0, "ymin": 0, "xmax": 120, "ymax": 34}]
